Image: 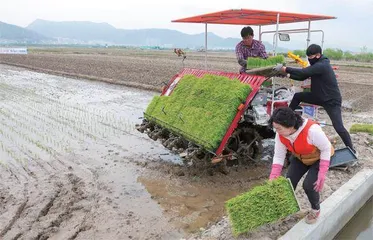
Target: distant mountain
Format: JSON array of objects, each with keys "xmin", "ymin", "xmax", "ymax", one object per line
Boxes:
[
  {"xmin": 26, "ymin": 19, "xmax": 287, "ymax": 51},
  {"xmin": 1, "ymin": 19, "xmax": 368, "ymax": 52},
  {"xmin": 0, "ymin": 21, "xmax": 49, "ymax": 43},
  {"xmin": 27, "ymin": 19, "xmax": 118, "ymax": 42}
]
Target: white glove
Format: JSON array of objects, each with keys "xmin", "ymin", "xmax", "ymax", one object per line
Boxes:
[{"xmin": 273, "ymin": 63, "xmax": 284, "ymax": 72}]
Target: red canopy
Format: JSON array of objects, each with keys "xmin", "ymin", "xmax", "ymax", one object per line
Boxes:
[{"xmin": 172, "ymin": 9, "xmax": 336, "ymax": 26}]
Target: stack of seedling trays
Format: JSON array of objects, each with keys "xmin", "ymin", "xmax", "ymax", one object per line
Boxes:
[
  {"xmin": 144, "ymin": 74, "xmax": 252, "ymax": 151},
  {"xmin": 225, "ymin": 177, "xmax": 300, "ymax": 236}
]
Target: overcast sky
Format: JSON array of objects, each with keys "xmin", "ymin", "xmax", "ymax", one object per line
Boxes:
[{"xmin": 1, "ymin": 0, "xmax": 372, "ymax": 50}]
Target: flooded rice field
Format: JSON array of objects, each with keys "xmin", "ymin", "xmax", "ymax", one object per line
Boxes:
[{"xmin": 1, "ymin": 64, "xmax": 372, "ymax": 240}]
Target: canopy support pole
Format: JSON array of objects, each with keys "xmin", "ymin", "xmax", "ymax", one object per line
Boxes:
[
  {"xmin": 307, "ymin": 20, "xmax": 311, "ymax": 48},
  {"xmin": 271, "ymin": 13, "xmax": 280, "ymax": 115},
  {"xmin": 205, "ymin": 23, "xmax": 207, "ymax": 70},
  {"xmin": 274, "ymin": 13, "xmax": 280, "ymax": 56},
  {"xmin": 259, "ymin": 25, "xmax": 262, "ymax": 41}
]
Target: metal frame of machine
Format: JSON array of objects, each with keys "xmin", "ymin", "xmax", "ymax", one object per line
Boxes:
[
  {"xmin": 172, "ymin": 8, "xmax": 336, "ymax": 68},
  {"xmin": 136, "ymin": 9, "xmax": 346, "ymax": 168}
]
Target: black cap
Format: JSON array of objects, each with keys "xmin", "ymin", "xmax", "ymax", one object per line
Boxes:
[{"xmin": 306, "ymin": 44, "xmax": 322, "ymax": 56}]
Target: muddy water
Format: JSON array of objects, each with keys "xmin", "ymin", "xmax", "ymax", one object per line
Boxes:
[
  {"xmin": 335, "ymin": 197, "xmax": 373, "ymax": 240},
  {"xmin": 0, "ymin": 64, "xmax": 184, "ymax": 239},
  {"xmin": 138, "ymin": 176, "xmax": 241, "ymax": 233},
  {"xmin": 138, "ymin": 165, "xmax": 267, "ymax": 233},
  {"xmin": 0, "ymin": 64, "xmax": 270, "ymax": 239}
]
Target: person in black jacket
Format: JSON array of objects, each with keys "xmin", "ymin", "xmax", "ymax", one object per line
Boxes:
[{"xmin": 273, "ymin": 44, "xmax": 355, "ymax": 153}]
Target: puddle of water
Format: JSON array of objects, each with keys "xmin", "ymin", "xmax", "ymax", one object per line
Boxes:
[
  {"xmin": 335, "ymin": 197, "xmax": 373, "ymax": 240},
  {"xmin": 138, "ymin": 177, "xmax": 238, "ymax": 233},
  {"xmin": 138, "ymin": 168, "xmax": 266, "ymax": 233}
]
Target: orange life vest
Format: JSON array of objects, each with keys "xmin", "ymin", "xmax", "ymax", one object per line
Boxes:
[{"xmin": 279, "ymin": 120, "xmax": 334, "ymax": 165}]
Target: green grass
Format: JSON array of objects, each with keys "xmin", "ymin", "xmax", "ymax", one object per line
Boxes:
[
  {"xmin": 350, "ymin": 124, "xmax": 373, "ymax": 134},
  {"xmin": 247, "ymin": 55, "xmax": 285, "ymax": 69},
  {"xmin": 225, "ymin": 177, "xmax": 300, "ymax": 236},
  {"xmin": 144, "ymin": 74, "xmax": 252, "ymax": 151}
]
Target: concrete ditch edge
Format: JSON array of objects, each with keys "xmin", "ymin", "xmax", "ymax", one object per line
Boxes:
[{"xmin": 279, "ymin": 168, "xmax": 373, "ymax": 240}]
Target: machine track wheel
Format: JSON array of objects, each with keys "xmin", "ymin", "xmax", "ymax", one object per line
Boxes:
[{"xmin": 225, "ymin": 127, "xmax": 263, "ymax": 165}]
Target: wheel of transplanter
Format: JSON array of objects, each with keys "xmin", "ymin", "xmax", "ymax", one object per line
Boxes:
[
  {"xmin": 239, "ymin": 127, "xmax": 263, "ymax": 164},
  {"xmin": 224, "ymin": 128, "xmax": 241, "ymax": 166},
  {"xmin": 225, "ymin": 127, "xmax": 263, "ymax": 165}
]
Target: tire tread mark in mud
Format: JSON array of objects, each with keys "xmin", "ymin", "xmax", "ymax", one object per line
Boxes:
[
  {"xmin": 32, "ymin": 173, "xmax": 96, "ymax": 239},
  {"xmin": 68, "ymin": 225, "xmax": 92, "ymax": 240},
  {"xmin": 11, "ymin": 232, "xmax": 22, "ymax": 240},
  {"xmin": 0, "ymin": 199, "xmax": 28, "ymax": 237},
  {"xmin": 32, "ymin": 193, "xmax": 74, "ymax": 239},
  {"xmin": 66, "ymin": 169, "xmax": 99, "ymax": 240},
  {"xmin": 37, "ymin": 189, "xmax": 61, "ymax": 220}
]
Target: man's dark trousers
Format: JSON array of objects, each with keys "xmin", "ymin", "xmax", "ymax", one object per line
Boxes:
[{"xmin": 289, "ymin": 92, "xmax": 354, "ymax": 151}]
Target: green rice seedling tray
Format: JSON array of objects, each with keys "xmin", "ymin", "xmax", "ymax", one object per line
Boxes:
[
  {"xmin": 144, "ymin": 74, "xmax": 252, "ymax": 151},
  {"xmin": 225, "ymin": 177, "xmax": 300, "ymax": 236},
  {"xmin": 247, "ymin": 55, "xmax": 285, "ymax": 69}
]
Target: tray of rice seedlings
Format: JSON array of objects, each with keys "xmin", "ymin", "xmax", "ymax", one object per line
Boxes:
[
  {"xmin": 225, "ymin": 177, "xmax": 300, "ymax": 236},
  {"xmin": 246, "ymin": 55, "xmax": 285, "ymax": 69},
  {"xmin": 144, "ymin": 74, "xmax": 252, "ymax": 151}
]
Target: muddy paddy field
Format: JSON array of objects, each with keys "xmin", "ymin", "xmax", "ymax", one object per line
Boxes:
[{"xmin": 0, "ymin": 49, "xmax": 373, "ymax": 240}]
